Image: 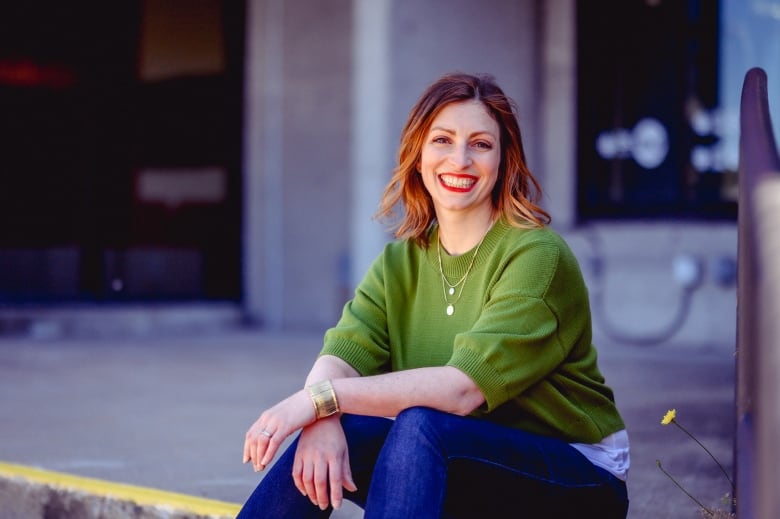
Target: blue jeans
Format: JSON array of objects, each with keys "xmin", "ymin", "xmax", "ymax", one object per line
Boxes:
[{"xmin": 237, "ymin": 407, "xmax": 628, "ymax": 518}]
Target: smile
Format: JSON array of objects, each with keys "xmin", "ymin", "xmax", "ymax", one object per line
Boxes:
[{"xmin": 439, "ymin": 174, "xmax": 477, "ymax": 192}]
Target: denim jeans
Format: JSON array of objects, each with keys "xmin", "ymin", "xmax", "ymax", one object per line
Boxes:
[{"xmin": 237, "ymin": 407, "xmax": 629, "ymax": 518}]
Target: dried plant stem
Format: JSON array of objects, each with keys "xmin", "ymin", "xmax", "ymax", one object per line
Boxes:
[
  {"xmin": 656, "ymin": 460, "xmax": 714, "ymax": 517},
  {"xmin": 672, "ymin": 420, "xmax": 735, "ymax": 489}
]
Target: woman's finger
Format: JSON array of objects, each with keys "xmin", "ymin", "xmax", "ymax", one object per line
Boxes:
[
  {"xmin": 292, "ymin": 455, "xmax": 307, "ymax": 496},
  {"xmin": 252, "ymin": 436, "xmax": 262, "ymax": 472},
  {"xmin": 260, "ymin": 431, "xmax": 280, "ymax": 467},
  {"xmin": 246, "ymin": 425, "xmax": 273, "ymax": 471},
  {"xmin": 301, "ymin": 460, "xmax": 319, "ymax": 507},
  {"xmin": 341, "ymin": 449, "xmax": 357, "ymax": 493},
  {"xmin": 313, "ymin": 459, "xmax": 330, "ymax": 510},
  {"xmin": 242, "ymin": 434, "xmax": 252, "ymax": 464},
  {"xmin": 328, "ymin": 458, "xmax": 344, "ymax": 510}
]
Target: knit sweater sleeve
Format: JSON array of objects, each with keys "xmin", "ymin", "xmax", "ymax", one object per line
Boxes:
[
  {"xmin": 320, "ymin": 250, "xmax": 391, "ymax": 376},
  {"xmin": 447, "ymin": 230, "xmax": 590, "ymax": 412}
]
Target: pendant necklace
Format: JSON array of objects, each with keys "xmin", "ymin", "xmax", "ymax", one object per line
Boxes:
[{"xmin": 437, "ymin": 223, "xmax": 491, "ymax": 316}]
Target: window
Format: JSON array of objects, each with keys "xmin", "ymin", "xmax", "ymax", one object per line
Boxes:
[{"xmin": 577, "ymin": 0, "xmax": 730, "ymax": 221}]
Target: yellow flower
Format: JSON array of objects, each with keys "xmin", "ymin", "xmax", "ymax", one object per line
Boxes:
[{"xmin": 661, "ymin": 409, "xmax": 677, "ymax": 425}]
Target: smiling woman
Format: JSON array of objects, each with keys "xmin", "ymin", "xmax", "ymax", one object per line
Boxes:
[{"xmin": 238, "ymin": 73, "xmax": 630, "ymax": 518}]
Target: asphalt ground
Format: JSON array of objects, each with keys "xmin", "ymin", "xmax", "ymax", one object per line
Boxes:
[{"xmin": 0, "ymin": 328, "xmax": 736, "ymax": 518}]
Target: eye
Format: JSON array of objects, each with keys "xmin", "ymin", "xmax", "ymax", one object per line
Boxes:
[
  {"xmin": 432, "ymin": 136, "xmax": 451, "ymax": 144},
  {"xmin": 473, "ymin": 140, "xmax": 493, "ymax": 150}
]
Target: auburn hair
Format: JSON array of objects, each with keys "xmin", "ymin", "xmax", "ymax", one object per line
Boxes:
[{"xmin": 375, "ymin": 72, "xmax": 550, "ymax": 248}]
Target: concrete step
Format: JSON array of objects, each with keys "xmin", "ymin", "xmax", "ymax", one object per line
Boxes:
[{"xmin": 0, "ymin": 462, "xmax": 241, "ymax": 519}]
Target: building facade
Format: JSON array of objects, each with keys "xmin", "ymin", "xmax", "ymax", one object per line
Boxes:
[{"xmin": 4, "ymin": 0, "xmax": 778, "ymax": 348}]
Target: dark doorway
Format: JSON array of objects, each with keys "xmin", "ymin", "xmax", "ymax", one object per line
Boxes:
[{"xmin": 0, "ymin": 1, "xmax": 244, "ymax": 302}]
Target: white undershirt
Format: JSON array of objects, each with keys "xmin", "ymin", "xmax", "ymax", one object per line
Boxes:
[{"xmin": 570, "ymin": 429, "xmax": 631, "ymax": 481}]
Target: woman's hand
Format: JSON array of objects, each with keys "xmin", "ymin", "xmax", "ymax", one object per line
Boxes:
[
  {"xmin": 243, "ymin": 389, "xmax": 315, "ymax": 472},
  {"xmin": 293, "ymin": 417, "xmax": 357, "ymax": 510}
]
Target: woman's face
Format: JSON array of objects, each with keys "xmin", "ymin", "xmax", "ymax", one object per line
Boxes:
[{"xmin": 418, "ymin": 100, "xmax": 501, "ymax": 220}]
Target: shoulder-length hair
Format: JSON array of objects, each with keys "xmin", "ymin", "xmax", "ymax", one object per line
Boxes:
[{"xmin": 375, "ymin": 72, "xmax": 551, "ymax": 248}]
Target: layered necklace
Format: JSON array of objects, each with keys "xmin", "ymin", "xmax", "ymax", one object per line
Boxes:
[{"xmin": 436, "ymin": 221, "xmax": 493, "ymax": 316}]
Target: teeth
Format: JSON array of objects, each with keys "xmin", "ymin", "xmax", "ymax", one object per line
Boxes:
[{"xmin": 441, "ymin": 176, "xmax": 475, "ymax": 188}]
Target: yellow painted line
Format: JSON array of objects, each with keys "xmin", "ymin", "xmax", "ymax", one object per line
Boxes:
[{"xmin": 0, "ymin": 461, "xmax": 242, "ymax": 517}]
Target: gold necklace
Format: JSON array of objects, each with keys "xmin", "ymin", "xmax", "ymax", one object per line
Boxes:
[{"xmin": 436, "ymin": 225, "xmax": 490, "ymax": 316}]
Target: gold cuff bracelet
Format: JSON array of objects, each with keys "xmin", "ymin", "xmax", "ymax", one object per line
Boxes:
[{"xmin": 307, "ymin": 379, "xmax": 340, "ymax": 419}]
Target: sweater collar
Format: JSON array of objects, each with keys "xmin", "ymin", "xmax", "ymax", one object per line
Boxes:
[{"xmin": 426, "ymin": 218, "xmax": 510, "ymax": 277}]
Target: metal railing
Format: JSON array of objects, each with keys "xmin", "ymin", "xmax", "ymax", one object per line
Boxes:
[{"xmin": 735, "ymin": 66, "xmax": 780, "ymax": 519}]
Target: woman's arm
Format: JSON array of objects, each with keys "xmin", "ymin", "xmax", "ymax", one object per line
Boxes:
[
  {"xmin": 243, "ymin": 332, "xmax": 485, "ymax": 510},
  {"xmin": 244, "ymin": 362, "xmax": 484, "ymax": 472},
  {"xmin": 304, "ymin": 354, "xmax": 361, "ymax": 386},
  {"xmin": 295, "ymin": 362, "xmax": 484, "ymax": 509},
  {"xmin": 243, "ymin": 354, "xmax": 359, "ymax": 470},
  {"xmin": 332, "ymin": 365, "xmax": 485, "ymax": 417}
]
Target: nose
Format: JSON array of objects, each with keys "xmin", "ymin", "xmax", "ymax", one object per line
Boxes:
[{"xmin": 448, "ymin": 144, "xmax": 472, "ymax": 169}]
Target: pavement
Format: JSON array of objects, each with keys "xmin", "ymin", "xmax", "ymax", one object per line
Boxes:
[{"xmin": 0, "ymin": 322, "xmax": 736, "ymax": 518}]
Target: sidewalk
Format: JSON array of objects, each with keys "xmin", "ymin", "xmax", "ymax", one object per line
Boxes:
[{"xmin": 0, "ymin": 327, "xmax": 735, "ymax": 518}]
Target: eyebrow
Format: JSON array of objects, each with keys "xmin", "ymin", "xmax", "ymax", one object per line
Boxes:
[{"xmin": 429, "ymin": 126, "xmax": 497, "ymax": 139}]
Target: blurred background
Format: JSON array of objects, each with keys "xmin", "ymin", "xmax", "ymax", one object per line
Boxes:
[
  {"xmin": 3, "ymin": 2, "xmax": 778, "ymax": 517},
  {"xmin": 0, "ymin": 0, "xmax": 777, "ymax": 350}
]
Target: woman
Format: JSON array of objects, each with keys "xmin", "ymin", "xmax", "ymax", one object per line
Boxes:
[{"xmin": 239, "ymin": 72, "xmax": 630, "ymax": 518}]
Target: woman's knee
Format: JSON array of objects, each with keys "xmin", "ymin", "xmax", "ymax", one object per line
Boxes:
[
  {"xmin": 390, "ymin": 406, "xmax": 454, "ymax": 444},
  {"xmin": 395, "ymin": 405, "xmax": 444, "ymax": 423}
]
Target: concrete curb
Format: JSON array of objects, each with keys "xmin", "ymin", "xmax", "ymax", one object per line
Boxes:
[{"xmin": 0, "ymin": 462, "xmax": 241, "ymax": 519}]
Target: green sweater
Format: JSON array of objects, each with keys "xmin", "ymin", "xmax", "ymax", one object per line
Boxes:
[{"xmin": 321, "ymin": 219, "xmax": 625, "ymax": 444}]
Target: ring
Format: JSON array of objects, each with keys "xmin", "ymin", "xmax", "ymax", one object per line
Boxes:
[{"xmin": 260, "ymin": 429, "xmax": 272, "ymax": 438}]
